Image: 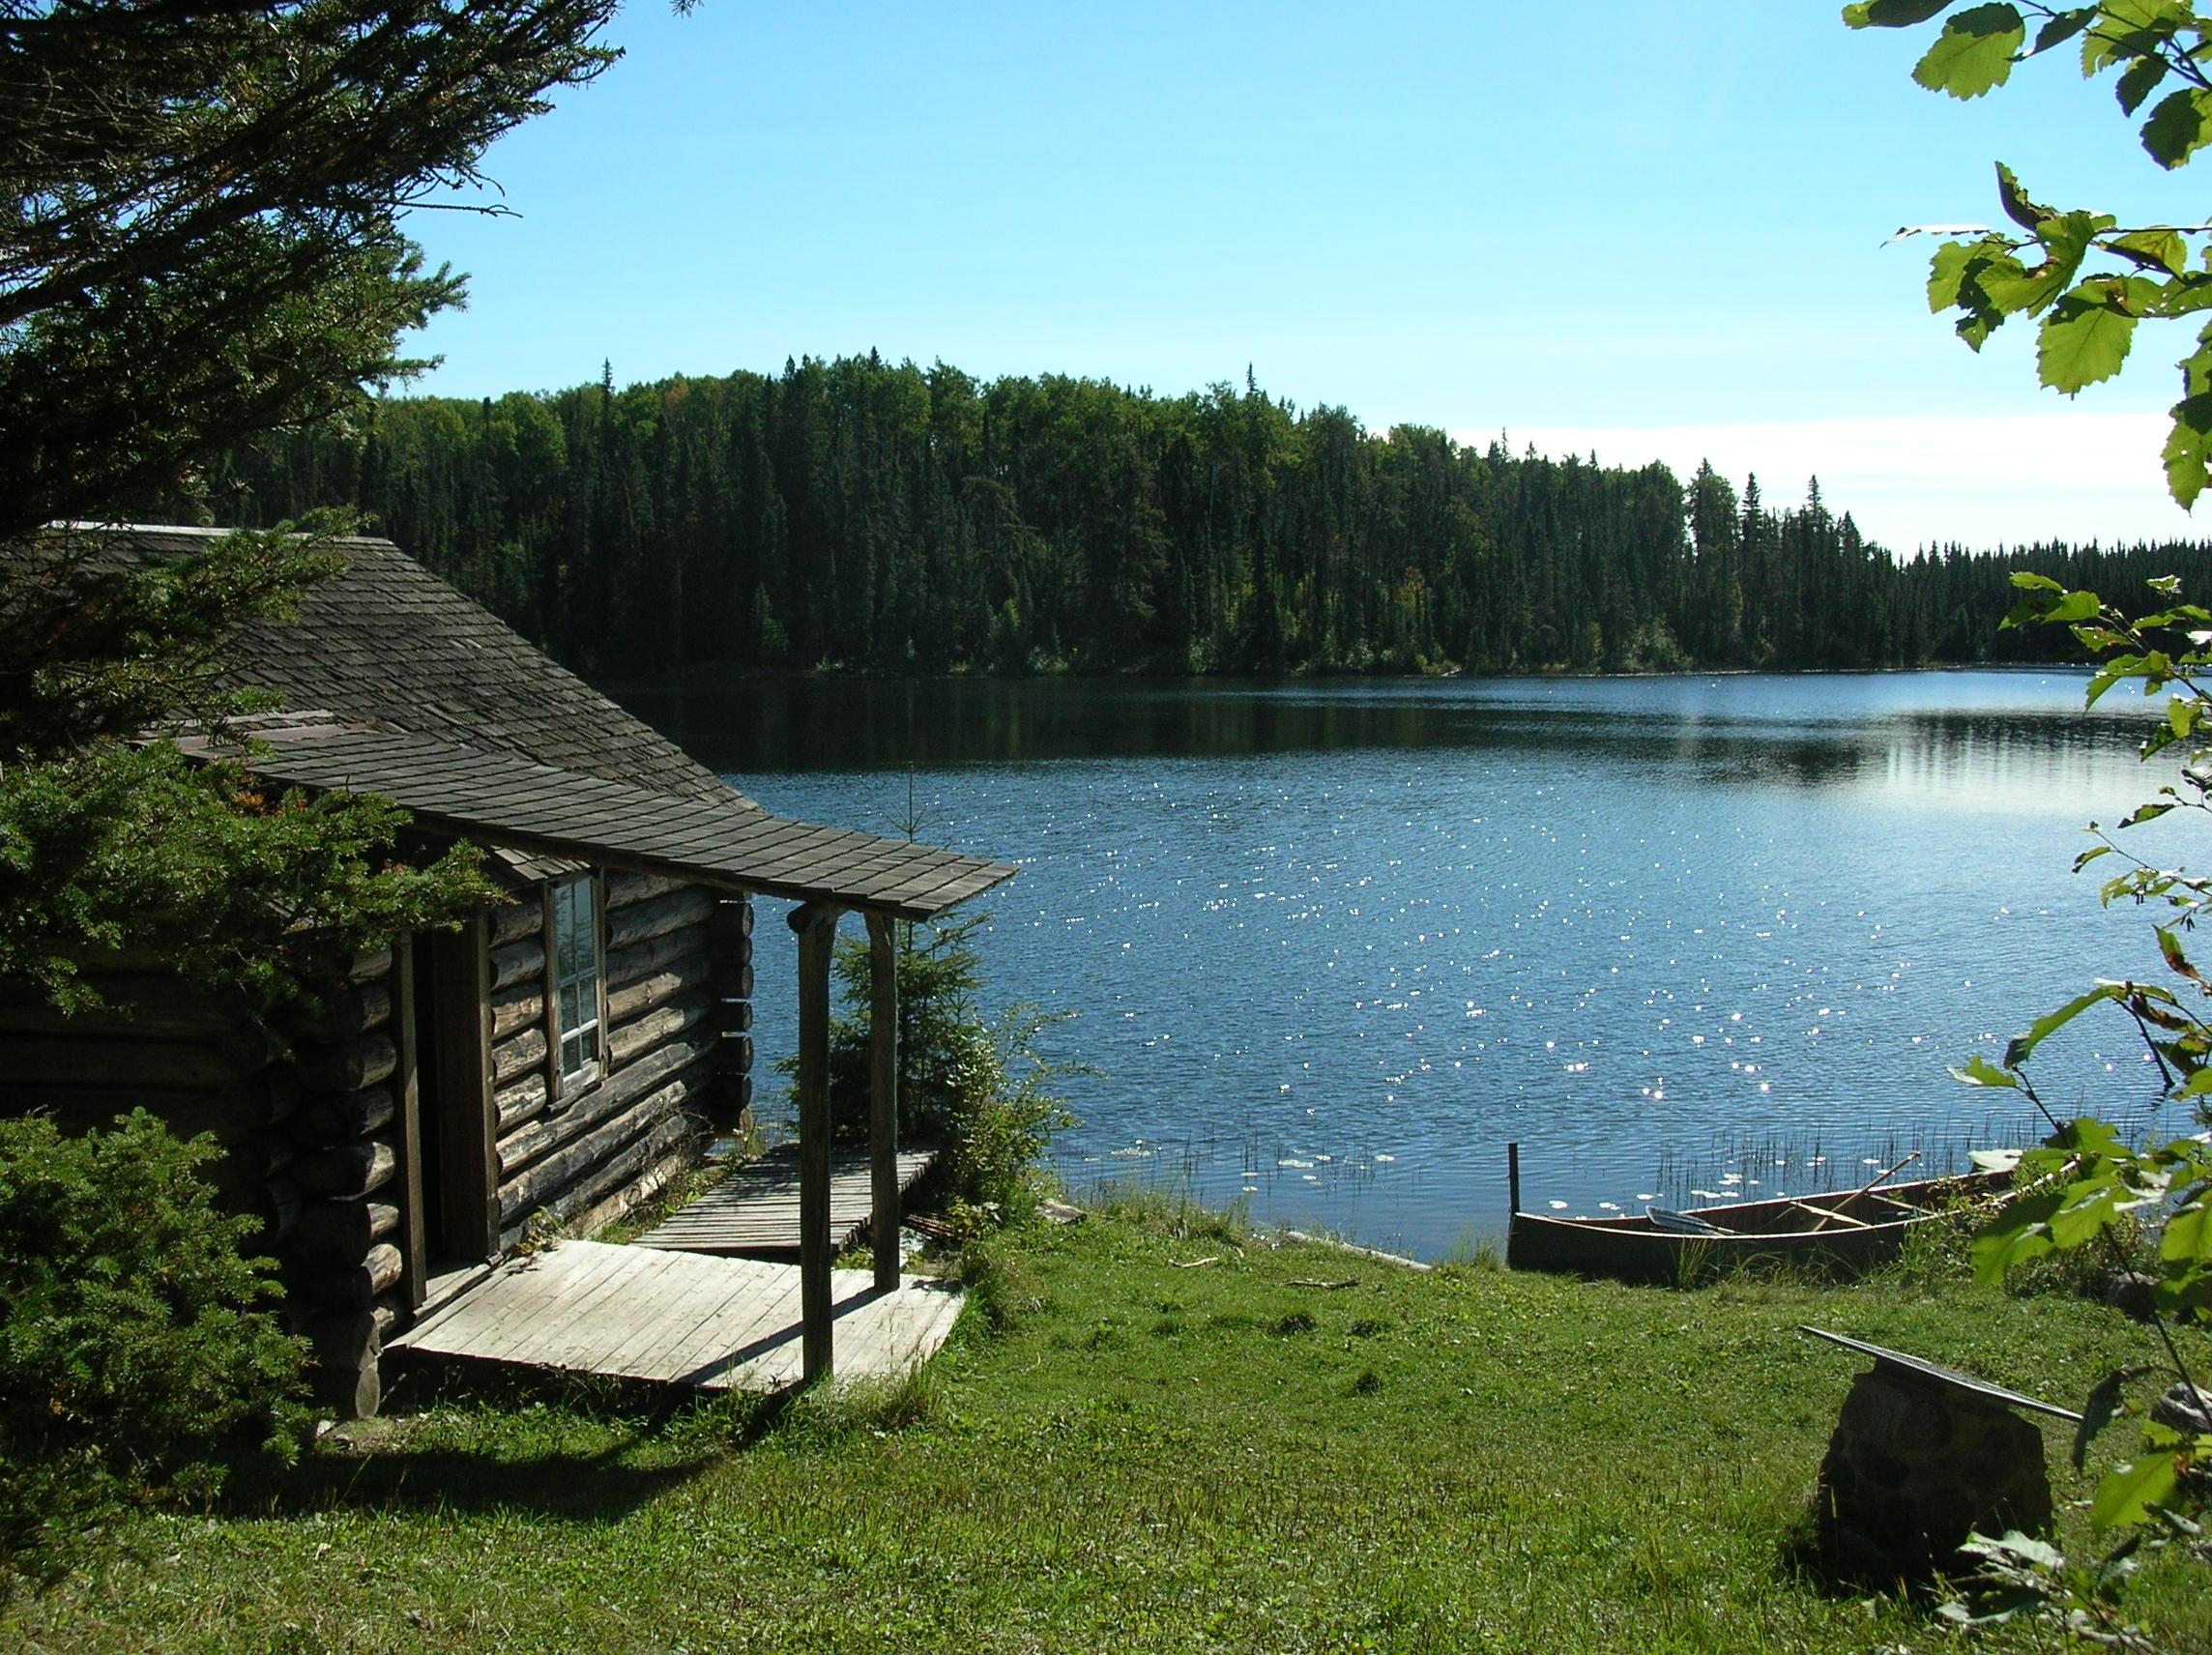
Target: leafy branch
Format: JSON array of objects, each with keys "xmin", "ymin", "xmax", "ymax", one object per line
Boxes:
[
  {"xmin": 1949, "ymin": 572, "xmax": 2212, "ymax": 1554},
  {"xmin": 1848, "ymin": 2, "xmax": 2212, "ymax": 503}
]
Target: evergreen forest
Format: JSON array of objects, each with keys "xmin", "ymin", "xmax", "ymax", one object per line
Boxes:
[{"xmin": 180, "ymin": 354, "xmax": 2212, "ymax": 678}]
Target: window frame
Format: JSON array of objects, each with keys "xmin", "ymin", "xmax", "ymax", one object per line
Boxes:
[{"xmin": 543, "ymin": 872, "xmax": 607, "ymax": 1096}]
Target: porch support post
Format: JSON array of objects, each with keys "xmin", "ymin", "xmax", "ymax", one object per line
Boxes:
[
  {"xmin": 789, "ymin": 899, "xmax": 842, "ymax": 1382},
  {"xmin": 865, "ymin": 911, "xmax": 900, "ymax": 1292}
]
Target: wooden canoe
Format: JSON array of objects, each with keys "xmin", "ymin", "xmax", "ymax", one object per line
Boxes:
[{"xmin": 1505, "ymin": 1164, "xmax": 2012, "ymax": 1286}]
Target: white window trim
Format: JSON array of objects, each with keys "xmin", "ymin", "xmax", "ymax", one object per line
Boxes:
[{"xmin": 545, "ymin": 872, "xmax": 606, "ymax": 1094}]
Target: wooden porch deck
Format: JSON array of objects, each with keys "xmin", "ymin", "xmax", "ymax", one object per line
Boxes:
[
  {"xmin": 387, "ymin": 1240, "xmax": 964, "ymax": 1391},
  {"xmin": 631, "ymin": 1143, "xmax": 938, "ymax": 1257}
]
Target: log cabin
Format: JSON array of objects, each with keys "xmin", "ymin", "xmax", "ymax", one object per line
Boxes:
[{"xmin": 0, "ymin": 526, "xmax": 1015, "ymax": 1415}]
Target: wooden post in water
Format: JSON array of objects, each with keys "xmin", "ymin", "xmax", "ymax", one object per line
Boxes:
[
  {"xmin": 866, "ymin": 911, "xmax": 900, "ymax": 1293},
  {"xmin": 789, "ymin": 900, "xmax": 842, "ymax": 1382},
  {"xmin": 1507, "ymin": 1142, "xmax": 1521, "ymax": 1217}
]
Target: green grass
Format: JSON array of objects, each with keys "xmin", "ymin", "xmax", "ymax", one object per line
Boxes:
[{"xmin": 11, "ymin": 1206, "xmax": 2209, "ymax": 1654}]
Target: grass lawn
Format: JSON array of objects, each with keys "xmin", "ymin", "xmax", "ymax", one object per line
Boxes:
[{"xmin": 12, "ymin": 1192, "xmax": 2209, "ymax": 1654}]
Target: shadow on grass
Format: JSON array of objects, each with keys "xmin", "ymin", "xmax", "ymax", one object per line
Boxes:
[{"xmin": 213, "ymin": 1355, "xmax": 798, "ymax": 1524}]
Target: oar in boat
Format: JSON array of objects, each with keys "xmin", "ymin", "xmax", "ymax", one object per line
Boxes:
[{"xmin": 1804, "ymin": 1150, "xmax": 1920, "ymax": 1233}]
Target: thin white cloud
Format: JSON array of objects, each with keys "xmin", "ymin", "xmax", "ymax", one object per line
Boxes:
[{"xmin": 1471, "ymin": 414, "xmax": 2204, "ymax": 553}]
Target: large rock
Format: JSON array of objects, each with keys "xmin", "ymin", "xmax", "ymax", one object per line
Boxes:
[{"xmin": 1814, "ymin": 1365, "xmax": 2053, "ymax": 1579}]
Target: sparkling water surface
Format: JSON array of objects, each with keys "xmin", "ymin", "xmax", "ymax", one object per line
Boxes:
[{"xmin": 613, "ymin": 670, "xmax": 2198, "ymax": 1259}]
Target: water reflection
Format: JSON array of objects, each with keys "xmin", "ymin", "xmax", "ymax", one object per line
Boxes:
[{"xmin": 597, "ymin": 670, "xmax": 2197, "ymax": 1259}]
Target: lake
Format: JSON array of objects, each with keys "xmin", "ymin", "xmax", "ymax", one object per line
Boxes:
[{"xmin": 612, "ymin": 671, "xmax": 2197, "ymax": 1260}]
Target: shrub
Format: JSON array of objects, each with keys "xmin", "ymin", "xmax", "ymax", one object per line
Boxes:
[
  {"xmin": 790, "ymin": 913, "xmax": 1083, "ymax": 1218},
  {"xmin": 0, "ymin": 1111, "xmax": 308, "ymax": 1597}
]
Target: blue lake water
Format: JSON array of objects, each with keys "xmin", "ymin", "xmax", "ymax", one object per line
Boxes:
[{"xmin": 614, "ymin": 670, "xmax": 2200, "ymax": 1260}]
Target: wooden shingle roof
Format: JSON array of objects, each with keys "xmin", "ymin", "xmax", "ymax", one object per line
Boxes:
[
  {"xmin": 186, "ymin": 726, "xmax": 1014, "ymax": 919},
  {"xmin": 95, "ymin": 528, "xmax": 1016, "ymax": 918},
  {"xmin": 113, "ymin": 526, "xmax": 742, "ymax": 804}
]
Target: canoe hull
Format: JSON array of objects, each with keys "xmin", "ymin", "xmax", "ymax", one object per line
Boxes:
[{"xmin": 1505, "ymin": 1172, "xmax": 2006, "ymax": 1286}]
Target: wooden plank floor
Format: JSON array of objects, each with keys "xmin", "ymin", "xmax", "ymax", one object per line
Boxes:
[
  {"xmin": 632, "ymin": 1144, "xmax": 938, "ymax": 1257},
  {"xmin": 389, "ymin": 1240, "xmax": 966, "ymax": 1391}
]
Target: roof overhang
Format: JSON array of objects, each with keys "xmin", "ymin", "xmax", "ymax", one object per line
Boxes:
[{"xmin": 171, "ymin": 725, "xmax": 1016, "ymax": 921}]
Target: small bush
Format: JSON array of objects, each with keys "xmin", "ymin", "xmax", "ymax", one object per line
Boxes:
[
  {"xmin": 796, "ymin": 912, "xmax": 1084, "ymax": 1218},
  {"xmin": 0, "ymin": 1111, "xmax": 308, "ymax": 1597}
]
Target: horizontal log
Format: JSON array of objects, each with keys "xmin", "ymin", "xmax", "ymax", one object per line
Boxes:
[
  {"xmin": 605, "ymin": 887, "xmax": 714, "ymax": 953},
  {"xmin": 718, "ymin": 1000, "xmax": 754, "ymax": 1034},
  {"xmin": 715, "ymin": 961, "xmax": 755, "ymax": 1002},
  {"xmin": 292, "ymin": 1033, "xmax": 397, "ymax": 1093},
  {"xmin": 605, "ymin": 948, "xmax": 713, "ymax": 1027},
  {"xmin": 4, "ymin": 1081, "xmax": 298, "ymax": 1137},
  {"xmin": 291, "ymin": 1138, "xmax": 396, "ymax": 1200},
  {"xmin": 608, "ymin": 993, "xmax": 711, "ymax": 1069},
  {"xmin": 286, "ymin": 1085, "xmax": 394, "ymax": 1147},
  {"xmin": 709, "ymin": 898, "xmax": 756, "ymax": 943},
  {"xmin": 291, "ymin": 1242, "xmax": 405, "ymax": 1317},
  {"xmin": 220, "ymin": 1136, "xmax": 294, "ymax": 1186},
  {"xmin": 0, "ymin": 974, "xmax": 237, "ymax": 1039},
  {"xmin": 490, "ymin": 898, "xmax": 543, "ymax": 947},
  {"xmin": 490, "ymin": 938, "xmax": 543, "ymax": 992},
  {"xmin": 606, "ymin": 926, "xmax": 712, "ymax": 990},
  {"xmin": 0, "ymin": 1033, "xmax": 256, "ymax": 1092},
  {"xmin": 491, "ymin": 1025, "xmax": 548, "ymax": 1086},
  {"xmin": 495, "ymin": 1071, "xmax": 548, "ymax": 1134},
  {"xmin": 491, "ymin": 979, "xmax": 544, "ymax": 1042},
  {"xmin": 290, "ymin": 981, "xmax": 392, "ymax": 1045},
  {"xmin": 496, "ymin": 1031, "xmax": 713, "ymax": 1183},
  {"xmin": 240, "ymin": 1176, "xmax": 301, "ymax": 1246},
  {"xmin": 606, "ymin": 870, "xmax": 689, "ymax": 910},
  {"xmin": 713, "ymin": 1033, "xmax": 754, "ymax": 1075},
  {"xmin": 499, "ymin": 1073, "xmax": 703, "ymax": 1227},
  {"xmin": 289, "ymin": 1199, "xmax": 399, "ymax": 1266},
  {"xmin": 538, "ymin": 1128, "xmax": 703, "ymax": 1247},
  {"xmin": 349, "ymin": 947, "xmax": 393, "ymax": 983},
  {"xmin": 303, "ymin": 1308, "xmax": 383, "ymax": 1373}
]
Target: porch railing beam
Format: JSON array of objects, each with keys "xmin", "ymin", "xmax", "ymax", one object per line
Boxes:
[
  {"xmin": 788, "ymin": 898, "xmax": 843, "ymax": 1382},
  {"xmin": 865, "ymin": 911, "xmax": 900, "ymax": 1292}
]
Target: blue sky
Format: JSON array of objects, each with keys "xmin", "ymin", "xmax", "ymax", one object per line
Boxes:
[{"xmin": 406, "ymin": 2, "xmax": 2211, "ymax": 552}]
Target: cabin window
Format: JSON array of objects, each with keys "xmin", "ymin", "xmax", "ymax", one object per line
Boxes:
[{"xmin": 551, "ymin": 876, "xmax": 603, "ymax": 1084}]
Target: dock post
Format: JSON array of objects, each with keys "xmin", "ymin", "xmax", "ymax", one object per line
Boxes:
[
  {"xmin": 790, "ymin": 900, "xmax": 842, "ymax": 1382},
  {"xmin": 1507, "ymin": 1141, "xmax": 1521, "ymax": 1217},
  {"xmin": 865, "ymin": 911, "xmax": 900, "ymax": 1293}
]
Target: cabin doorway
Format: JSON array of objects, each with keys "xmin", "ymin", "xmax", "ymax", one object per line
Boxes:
[{"xmin": 396, "ymin": 917, "xmax": 499, "ymax": 1310}]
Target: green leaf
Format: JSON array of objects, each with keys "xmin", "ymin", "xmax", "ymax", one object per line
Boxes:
[
  {"xmin": 2040, "ymin": 284, "xmax": 2139, "ymax": 392},
  {"xmin": 2110, "ymin": 227, "xmax": 2188, "ymax": 275},
  {"xmin": 2075, "ymin": 844, "xmax": 2115, "ymax": 872},
  {"xmin": 2029, "ymin": 7, "xmax": 2094, "ymax": 56},
  {"xmin": 2010, "ymin": 570, "xmax": 2065, "ymax": 593},
  {"xmin": 2142, "ymin": 87, "xmax": 2212, "ymax": 169},
  {"xmin": 2043, "ymin": 588, "xmax": 2103, "ymax": 623},
  {"xmin": 1984, "ymin": 212, "xmax": 2100, "ymax": 314},
  {"xmin": 2003, "ymin": 983, "xmax": 2124, "ymax": 1067},
  {"xmin": 1913, "ymin": 4, "xmax": 2025, "ymax": 98},
  {"xmin": 2075, "ymin": 1368, "xmax": 2153, "ymax": 1470},
  {"xmin": 1972, "ymin": 1185, "xmax": 2063, "ymax": 1283},
  {"xmin": 1843, "ymin": 0, "xmax": 1955, "ymax": 25},
  {"xmin": 1995, "ymin": 160, "xmax": 2051, "ymax": 231},
  {"xmin": 2162, "ymin": 1196, "xmax": 2212, "ymax": 1269},
  {"xmin": 2117, "ymin": 52, "xmax": 2168, "ymax": 115},
  {"xmin": 2092, "ymin": 1453, "xmax": 2181, "ymax": 1529},
  {"xmin": 1953, "ymin": 1053, "xmax": 2020, "ymax": 1088},
  {"xmin": 2165, "ymin": 392, "xmax": 2212, "ymax": 508}
]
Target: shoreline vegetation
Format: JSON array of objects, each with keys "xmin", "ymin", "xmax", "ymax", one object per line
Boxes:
[
  {"xmin": 11, "ymin": 1188, "xmax": 2207, "ymax": 1653},
  {"xmin": 164, "ymin": 354, "xmax": 2212, "ymax": 685}
]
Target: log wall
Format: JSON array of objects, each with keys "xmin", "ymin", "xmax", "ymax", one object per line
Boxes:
[
  {"xmin": 0, "ymin": 945, "xmax": 402, "ymax": 1418},
  {"xmin": 0, "ymin": 873, "xmax": 757, "ymax": 1421},
  {"xmin": 487, "ymin": 871, "xmax": 753, "ymax": 1255}
]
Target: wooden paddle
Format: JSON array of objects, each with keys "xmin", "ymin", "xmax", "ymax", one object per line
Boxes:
[{"xmin": 1805, "ymin": 1150, "xmax": 1919, "ymax": 1233}]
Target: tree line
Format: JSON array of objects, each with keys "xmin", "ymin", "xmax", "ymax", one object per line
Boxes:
[{"xmin": 177, "ymin": 353, "xmax": 2212, "ymax": 678}]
